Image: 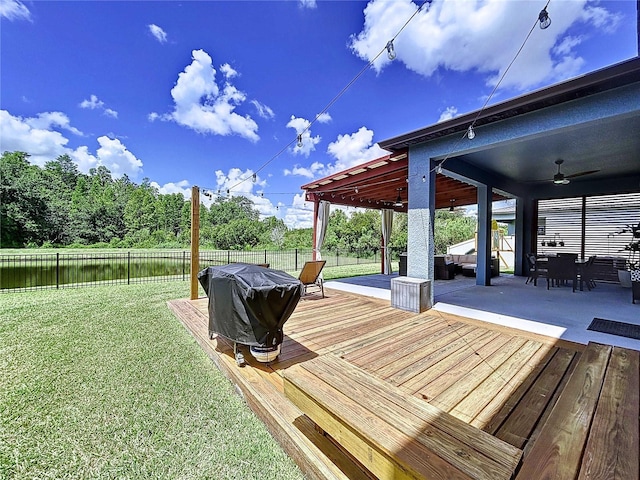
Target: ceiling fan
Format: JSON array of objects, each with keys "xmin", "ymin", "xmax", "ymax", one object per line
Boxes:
[{"xmin": 551, "ymin": 159, "xmax": 599, "ymax": 185}]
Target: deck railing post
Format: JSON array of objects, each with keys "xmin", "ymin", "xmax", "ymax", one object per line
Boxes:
[{"xmin": 56, "ymin": 253, "xmax": 60, "ymax": 289}]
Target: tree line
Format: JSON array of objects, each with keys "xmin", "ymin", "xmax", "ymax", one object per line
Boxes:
[{"xmin": 1, "ymin": 151, "xmax": 476, "ymax": 255}]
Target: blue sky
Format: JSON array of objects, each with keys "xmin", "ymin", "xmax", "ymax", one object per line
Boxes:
[{"xmin": 1, "ymin": 0, "xmax": 637, "ymax": 228}]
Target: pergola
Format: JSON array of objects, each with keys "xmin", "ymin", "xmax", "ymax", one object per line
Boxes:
[
  {"xmin": 301, "ymin": 150, "xmax": 508, "ymax": 213},
  {"xmin": 300, "ymin": 56, "xmax": 640, "ymax": 294}
]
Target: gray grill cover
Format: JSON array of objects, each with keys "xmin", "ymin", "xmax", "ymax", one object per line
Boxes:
[{"xmin": 198, "ymin": 264, "xmax": 303, "ymax": 348}]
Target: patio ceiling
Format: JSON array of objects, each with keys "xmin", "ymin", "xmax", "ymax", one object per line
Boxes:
[{"xmin": 300, "ymin": 150, "xmax": 507, "ymax": 212}]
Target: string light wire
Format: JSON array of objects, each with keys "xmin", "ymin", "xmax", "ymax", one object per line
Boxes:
[
  {"xmin": 227, "ymin": 0, "xmax": 433, "ymax": 194},
  {"xmin": 433, "ymin": 0, "xmax": 552, "ymax": 175}
]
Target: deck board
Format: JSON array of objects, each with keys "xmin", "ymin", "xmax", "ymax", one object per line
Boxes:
[{"xmin": 169, "ymin": 287, "xmax": 638, "ymax": 480}]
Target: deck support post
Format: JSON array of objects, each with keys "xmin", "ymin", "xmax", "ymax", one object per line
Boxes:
[{"xmin": 190, "ymin": 186, "xmax": 200, "ymax": 300}]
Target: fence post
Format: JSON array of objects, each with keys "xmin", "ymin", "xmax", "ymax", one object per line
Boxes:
[
  {"xmin": 264, "ymin": 250, "xmax": 267, "ymax": 265},
  {"xmin": 182, "ymin": 251, "xmax": 186, "ymax": 281},
  {"xmin": 227, "ymin": 250, "xmax": 230, "ymax": 265},
  {"xmin": 127, "ymin": 251, "xmax": 131, "ymax": 285},
  {"xmin": 295, "ymin": 249, "xmax": 298, "ymax": 271},
  {"xmin": 56, "ymin": 253, "xmax": 60, "ymax": 289}
]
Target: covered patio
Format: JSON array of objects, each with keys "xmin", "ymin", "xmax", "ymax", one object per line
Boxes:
[{"xmin": 302, "ymin": 57, "xmax": 640, "ymax": 305}]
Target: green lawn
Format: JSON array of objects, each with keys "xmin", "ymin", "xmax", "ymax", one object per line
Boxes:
[{"xmin": 0, "ymin": 282, "xmax": 304, "ymax": 480}]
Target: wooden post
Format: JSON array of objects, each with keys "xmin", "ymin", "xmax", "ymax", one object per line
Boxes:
[
  {"xmin": 190, "ymin": 186, "xmax": 200, "ymax": 300},
  {"xmin": 311, "ymin": 196, "xmax": 319, "ymax": 261}
]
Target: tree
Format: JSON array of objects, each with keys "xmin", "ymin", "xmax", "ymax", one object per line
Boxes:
[
  {"xmin": 433, "ymin": 210, "xmax": 476, "ymax": 254},
  {"xmin": 124, "ymin": 179, "xmax": 158, "ymax": 233},
  {"xmin": 0, "ymin": 152, "xmax": 50, "ymax": 247}
]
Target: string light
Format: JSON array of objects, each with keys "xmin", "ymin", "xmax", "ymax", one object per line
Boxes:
[
  {"xmin": 538, "ymin": 7, "xmax": 551, "ymax": 29},
  {"xmin": 252, "ymin": 173, "xmax": 257, "ymax": 183},
  {"xmin": 467, "ymin": 125, "xmax": 475, "ymax": 140},
  {"xmin": 386, "ymin": 40, "xmax": 397, "ymax": 61},
  {"xmin": 296, "ymin": 134, "xmax": 303, "ymax": 148}
]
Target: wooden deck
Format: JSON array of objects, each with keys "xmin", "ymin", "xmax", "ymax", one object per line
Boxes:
[{"xmin": 168, "ymin": 288, "xmax": 639, "ymax": 479}]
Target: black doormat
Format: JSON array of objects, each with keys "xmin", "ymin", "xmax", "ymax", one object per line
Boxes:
[{"xmin": 587, "ymin": 318, "xmax": 640, "ymax": 340}]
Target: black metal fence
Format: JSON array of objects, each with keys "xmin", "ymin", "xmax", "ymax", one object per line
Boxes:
[{"xmin": 1, "ymin": 249, "xmax": 382, "ymax": 293}]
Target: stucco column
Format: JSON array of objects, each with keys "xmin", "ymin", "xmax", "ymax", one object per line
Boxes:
[{"xmin": 406, "ymin": 154, "xmax": 436, "ymax": 303}]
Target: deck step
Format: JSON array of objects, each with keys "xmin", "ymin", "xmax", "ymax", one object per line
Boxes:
[
  {"xmin": 284, "ymin": 354, "xmax": 522, "ymax": 480},
  {"xmin": 515, "ymin": 342, "xmax": 639, "ymax": 480}
]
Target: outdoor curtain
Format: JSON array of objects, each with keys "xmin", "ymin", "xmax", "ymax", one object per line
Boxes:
[
  {"xmin": 382, "ymin": 208, "xmax": 393, "ymax": 275},
  {"xmin": 315, "ymin": 200, "xmax": 330, "ymax": 261}
]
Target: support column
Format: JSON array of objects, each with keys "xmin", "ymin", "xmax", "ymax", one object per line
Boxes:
[
  {"xmin": 515, "ymin": 196, "xmax": 536, "ymax": 276},
  {"xmin": 311, "ymin": 195, "xmax": 319, "ymax": 261},
  {"xmin": 190, "ymin": 186, "xmax": 200, "ymax": 300},
  {"xmin": 476, "ymin": 184, "xmax": 492, "ymax": 286}
]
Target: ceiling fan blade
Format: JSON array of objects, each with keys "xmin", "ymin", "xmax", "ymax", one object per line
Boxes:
[{"xmin": 565, "ymin": 169, "xmax": 600, "ymax": 179}]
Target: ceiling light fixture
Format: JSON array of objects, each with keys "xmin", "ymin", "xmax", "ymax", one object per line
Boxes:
[
  {"xmin": 538, "ymin": 7, "xmax": 551, "ymax": 29},
  {"xmin": 553, "ymin": 159, "xmax": 570, "ymax": 185}
]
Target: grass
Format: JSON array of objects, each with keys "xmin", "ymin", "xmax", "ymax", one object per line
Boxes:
[{"xmin": 0, "ymin": 282, "xmax": 304, "ymax": 480}]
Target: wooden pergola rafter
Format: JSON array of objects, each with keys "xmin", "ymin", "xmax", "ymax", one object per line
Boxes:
[{"xmin": 301, "ymin": 149, "xmax": 507, "ymax": 211}]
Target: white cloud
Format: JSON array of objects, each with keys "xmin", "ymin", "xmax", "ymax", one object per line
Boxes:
[
  {"xmin": 299, "ymin": 0, "xmax": 317, "ymax": 9},
  {"xmin": 155, "ymin": 49, "xmax": 259, "ymax": 142},
  {"xmin": 282, "ymin": 126, "xmax": 387, "ymax": 182},
  {"xmin": 148, "ymin": 24, "xmax": 168, "ymax": 43},
  {"xmin": 283, "ymin": 162, "xmax": 325, "ymax": 179},
  {"xmin": 350, "ymin": 0, "xmax": 622, "ymax": 91},
  {"xmin": 80, "ymin": 94, "xmax": 119, "ymax": 119},
  {"xmin": 0, "ymin": 109, "xmax": 142, "ymax": 178},
  {"xmin": 251, "ymin": 100, "xmax": 275, "ymax": 119},
  {"xmin": 286, "ymin": 115, "xmax": 321, "ymax": 157},
  {"xmin": 283, "ymin": 193, "xmax": 315, "ymax": 229},
  {"xmin": 150, "ymin": 180, "xmax": 190, "ymax": 198},
  {"xmin": 25, "ymin": 111, "xmax": 84, "ymax": 136},
  {"xmin": 219, "ymin": 63, "xmax": 238, "ymax": 79},
  {"xmin": 80, "ymin": 94, "xmax": 104, "ymax": 110},
  {"xmin": 325, "ymin": 126, "xmax": 387, "ymax": 173},
  {"xmin": 438, "ymin": 106, "xmax": 458, "ymax": 122},
  {"xmin": 0, "ymin": 0, "xmax": 31, "ymax": 21},
  {"xmin": 316, "ymin": 112, "xmax": 332, "ymax": 123}
]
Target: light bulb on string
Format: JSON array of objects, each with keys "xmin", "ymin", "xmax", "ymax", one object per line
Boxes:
[
  {"xmin": 252, "ymin": 173, "xmax": 257, "ymax": 183},
  {"xmin": 538, "ymin": 7, "xmax": 551, "ymax": 29},
  {"xmin": 422, "ymin": 175, "xmax": 426, "ymax": 183},
  {"xmin": 296, "ymin": 134, "xmax": 303, "ymax": 148},
  {"xmin": 435, "ymin": 163, "xmax": 443, "ymax": 174},
  {"xmin": 386, "ymin": 40, "xmax": 397, "ymax": 61},
  {"xmin": 467, "ymin": 125, "xmax": 475, "ymax": 140}
]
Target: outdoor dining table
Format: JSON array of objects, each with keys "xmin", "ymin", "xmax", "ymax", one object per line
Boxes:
[{"xmin": 536, "ymin": 255, "xmax": 591, "ymax": 291}]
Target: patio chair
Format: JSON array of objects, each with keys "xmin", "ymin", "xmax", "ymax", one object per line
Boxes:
[
  {"xmin": 546, "ymin": 255, "xmax": 577, "ymax": 291},
  {"xmin": 576, "ymin": 256, "xmax": 597, "ymax": 291},
  {"xmin": 526, "ymin": 253, "xmax": 547, "ymax": 286},
  {"xmin": 299, "ymin": 260, "xmax": 326, "ymax": 298}
]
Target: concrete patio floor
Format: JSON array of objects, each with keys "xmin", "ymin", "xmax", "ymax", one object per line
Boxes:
[{"xmin": 325, "ymin": 273, "xmax": 640, "ymax": 351}]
